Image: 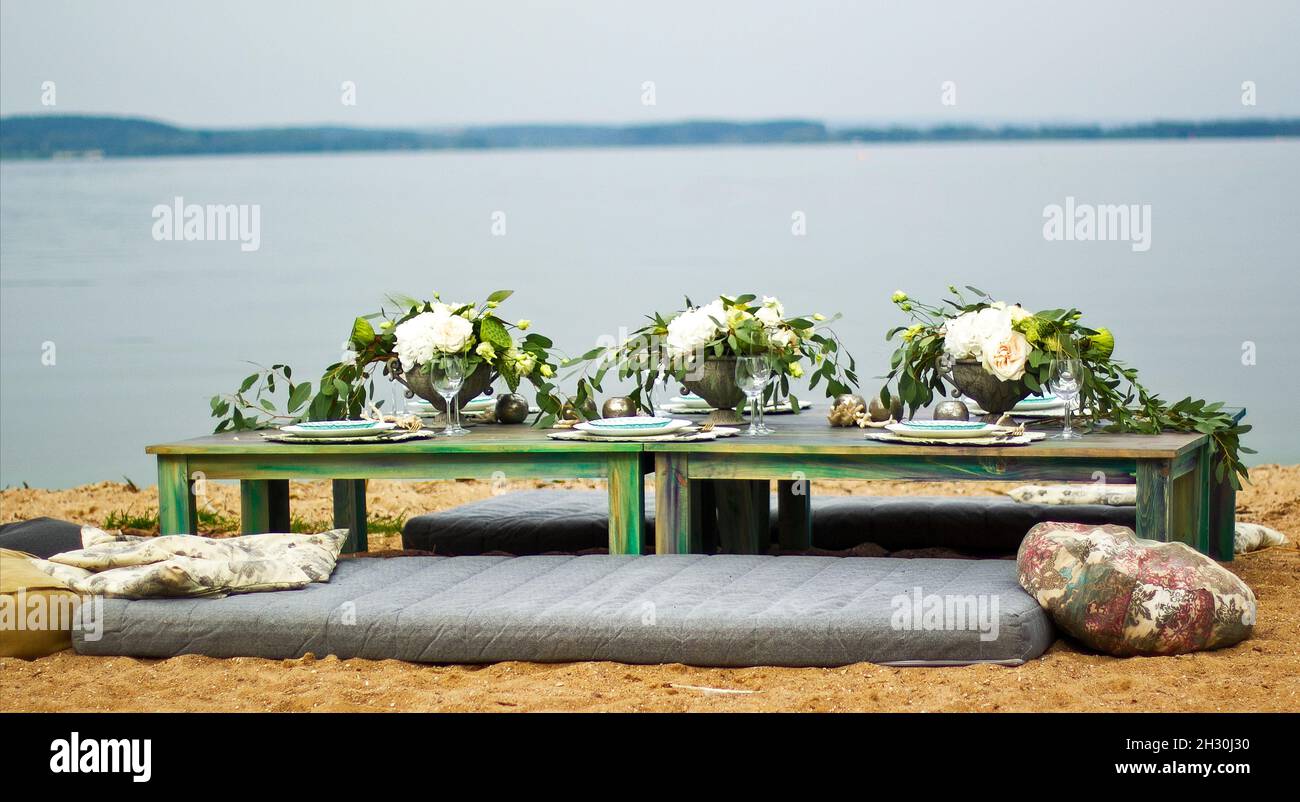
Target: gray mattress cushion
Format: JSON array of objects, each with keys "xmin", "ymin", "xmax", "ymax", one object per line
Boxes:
[
  {"xmin": 73, "ymin": 554, "xmax": 1053, "ymax": 667},
  {"xmin": 402, "ymin": 490, "xmax": 1136, "ymax": 555},
  {"xmin": 403, "ymin": 490, "xmax": 657, "ymax": 555}
]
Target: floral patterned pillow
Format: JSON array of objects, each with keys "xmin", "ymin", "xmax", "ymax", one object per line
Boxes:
[
  {"xmin": 33, "ymin": 527, "xmax": 349, "ymax": 599},
  {"xmin": 1017, "ymin": 522, "xmax": 1255, "ymax": 656}
]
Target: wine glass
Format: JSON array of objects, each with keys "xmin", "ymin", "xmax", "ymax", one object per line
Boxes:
[
  {"xmin": 1047, "ymin": 358, "xmax": 1082, "ymax": 440},
  {"xmin": 388, "ymin": 373, "xmax": 409, "ymax": 416},
  {"xmin": 429, "ymin": 354, "xmax": 468, "ymax": 436},
  {"xmin": 756, "ymin": 371, "xmax": 777, "ymax": 434},
  {"xmin": 736, "ymin": 356, "xmax": 772, "ymax": 437}
]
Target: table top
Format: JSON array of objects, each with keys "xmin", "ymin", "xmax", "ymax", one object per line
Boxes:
[
  {"xmin": 642, "ymin": 413, "xmax": 1209, "ymax": 458},
  {"xmin": 149, "ymin": 412, "xmax": 1210, "ymax": 460},
  {"xmin": 146, "ymin": 425, "xmax": 643, "ymax": 455}
]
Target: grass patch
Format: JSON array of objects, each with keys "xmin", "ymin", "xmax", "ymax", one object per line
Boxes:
[
  {"xmin": 102, "ymin": 509, "xmax": 405, "ymax": 536},
  {"xmin": 198, "ymin": 509, "xmax": 241, "ymax": 533},
  {"xmin": 101, "ymin": 510, "xmax": 159, "ymax": 531},
  {"xmin": 290, "ymin": 513, "xmax": 404, "ymax": 535}
]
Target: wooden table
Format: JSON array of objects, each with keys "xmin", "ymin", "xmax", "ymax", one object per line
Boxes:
[
  {"xmin": 646, "ymin": 414, "xmax": 1240, "ymax": 561},
  {"xmin": 148, "ymin": 412, "xmax": 1241, "ymax": 561},
  {"xmin": 146, "ymin": 429, "xmax": 647, "ymax": 554}
]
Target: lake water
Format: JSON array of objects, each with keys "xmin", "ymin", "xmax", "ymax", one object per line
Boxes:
[{"xmin": 2, "ymin": 140, "xmax": 1296, "ymax": 487}]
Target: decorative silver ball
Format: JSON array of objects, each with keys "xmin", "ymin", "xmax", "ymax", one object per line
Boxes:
[
  {"xmin": 933, "ymin": 399, "xmax": 971, "ymax": 421},
  {"xmin": 560, "ymin": 399, "xmax": 598, "ymax": 421},
  {"xmin": 602, "ymin": 396, "xmax": 637, "ymax": 419},
  {"xmin": 495, "ymin": 393, "xmax": 530, "ymax": 424},
  {"xmin": 867, "ymin": 394, "xmax": 904, "ymax": 422}
]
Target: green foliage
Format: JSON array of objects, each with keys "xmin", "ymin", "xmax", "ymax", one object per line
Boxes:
[
  {"xmin": 560, "ymin": 295, "xmax": 858, "ymax": 419},
  {"xmin": 102, "ymin": 509, "xmax": 160, "ymax": 532},
  {"xmin": 479, "ymin": 315, "xmax": 513, "ymax": 352},
  {"xmin": 881, "ymin": 286, "xmax": 1252, "ymax": 488},
  {"xmin": 211, "ymin": 290, "xmax": 562, "ymax": 432}
]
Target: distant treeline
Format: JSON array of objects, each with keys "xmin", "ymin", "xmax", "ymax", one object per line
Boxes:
[{"xmin": 2, "ymin": 114, "xmax": 1297, "ymax": 159}]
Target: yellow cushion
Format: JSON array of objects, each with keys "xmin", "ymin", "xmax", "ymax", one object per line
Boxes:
[{"xmin": 0, "ymin": 549, "xmax": 78, "ymax": 658}]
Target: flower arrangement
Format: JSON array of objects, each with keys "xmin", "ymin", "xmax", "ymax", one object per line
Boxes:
[
  {"xmin": 211, "ymin": 290, "xmax": 559, "ymax": 431},
  {"xmin": 882, "ymin": 285, "xmax": 1252, "ymax": 487},
  {"xmin": 562, "ymin": 294, "xmax": 858, "ymax": 420},
  {"xmin": 381, "ymin": 293, "xmax": 554, "ymax": 391}
]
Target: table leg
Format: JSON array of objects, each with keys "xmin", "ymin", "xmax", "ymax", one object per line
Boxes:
[
  {"xmin": 715, "ymin": 479, "xmax": 770, "ymax": 554},
  {"xmin": 1209, "ymin": 448, "xmax": 1237, "ymax": 562},
  {"xmin": 240, "ymin": 479, "xmax": 290, "ymax": 534},
  {"xmin": 692, "ymin": 480, "xmax": 718, "ymax": 553},
  {"xmin": 157, "ymin": 455, "xmax": 198, "ymax": 535},
  {"xmin": 607, "ymin": 453, "xmax": 645, "ymax": 555},
  {"xmin": 655, "ymin": 453, "xmax": 693, "ymax": 554},
  {"xmin": 1136, "ymin": 459, "xmax": 1172, "ymax": 542},
  {"xmin": 1194, "ymin": 444, "xmax": 1214, "ymax": 556},
  {"xmin": 777, "ymin": 478, "xmax": 812, "ymax": 551},
  {"xmin": 332, "ymin": 479, "xmax": 367, "ymax": 553}
]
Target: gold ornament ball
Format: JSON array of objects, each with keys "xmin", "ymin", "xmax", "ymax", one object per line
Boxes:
[
  {"xmin": 933, "ymin": 399, "xmax": 970, "ymax": 421},
  {"xmin": 494, "ymin": 393, "xmax": 530, "ymax": 424},
  {"xmin": 560, "ymin": 398, "xmax": 599, "ymax": 421},
  {"xmin": 601, "ymin": 397, "xmax": 637, "ymax": 418},
  {"xmin": 868, "ymin": 395, "xmax": 904, "ymax": 422}
]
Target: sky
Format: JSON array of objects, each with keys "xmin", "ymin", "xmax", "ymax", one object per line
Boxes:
[{"xmin": 1, "ymin": 0, "xmax": 1298, "ymax": 128}]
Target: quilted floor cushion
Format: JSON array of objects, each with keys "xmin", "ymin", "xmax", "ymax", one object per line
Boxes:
[
  {"xmin": 72, "ymin": 554, "xmax": 1053, "ymax": 667},
  {"xmin": 402, "ymin": 490, "xmax": 1137, "ymax": 555}
]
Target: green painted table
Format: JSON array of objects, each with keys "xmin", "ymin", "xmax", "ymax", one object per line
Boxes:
[
  {"xmin": 145, "ymin": 429, "xmax": 647, "ymax": 554},
  {"xmin": 646, "ymin": 414, "xmax": 1240, "ymax": 561},
  {"xmin": 148, "ymin": 412, "xmax": 1242, "ymax": 560}
]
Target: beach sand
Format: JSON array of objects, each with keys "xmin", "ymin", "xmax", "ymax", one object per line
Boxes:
[{"xmin": 2, "ymin": 466, "xmax": 1297, "ymax": 712}]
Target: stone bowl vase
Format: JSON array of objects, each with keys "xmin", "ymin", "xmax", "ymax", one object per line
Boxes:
[
  {"xmin": 681, "ymin": 356, "xmax": 747, "ymax": 425},
  {"xmin": 950, "ymin": 359, "xmax": 1031, "ymax": 416},
  {"xmin": 390, "ymin": 359, "xmax": 494, "ymax": 412}
]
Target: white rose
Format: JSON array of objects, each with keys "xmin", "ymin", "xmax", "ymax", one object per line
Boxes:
[
  {"xmin": 755, "ymin": 306, "xmax": 783, "ymax": 329},
  {"xmin": 394, "ymin": 312, "xmax": 439, "ymax": 371},
  {"xmin": 971, "ymin": 305, "xmax": 1013, "ymax": 342},
  {"xmin": 699, "ymin": 299, "xmax": 726, "ymax": 327},
  {"xmin": 666, "ymin": 304, "xmax": 723, "ymax": 356},
  {"xmin": 1006, "ymin": 304, "xmax": 1032, "ymax": 323},
  {"xmin": 942, "ymin": 311, "xmax": 982, "ymax": 359},
  {"xmin": 428, "ymin": 309, "xmax": 474, "ymax": 354},
  {"xmin": 761, "ymin": 296, "xmax": 785, "ymax": 315},
  {"xmin": 980, "ymin": 330, "xmax": 1031, "ymax": 381},
  {"xmin": 771, "ymin": 327, "xmax": 799, "ymax": 349}
]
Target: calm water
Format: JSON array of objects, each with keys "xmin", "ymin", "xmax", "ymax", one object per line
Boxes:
[{"xmin": 1, "ymin": 140, "xmax": 1296, "ymax": 487}]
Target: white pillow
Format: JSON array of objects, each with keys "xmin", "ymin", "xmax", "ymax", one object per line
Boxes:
[
  {"xmin": 1007, "ymin": 484, "xmax": 1136, "ymax": 506},
  {"xmin": 1234, "ymin": 523, "xmax": 1291, "ymax": 554}
]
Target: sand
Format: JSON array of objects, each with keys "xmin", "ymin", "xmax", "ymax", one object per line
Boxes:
[{"xmin": 2, "ymin": 466, "xmax": 1298, "ymax": 712}]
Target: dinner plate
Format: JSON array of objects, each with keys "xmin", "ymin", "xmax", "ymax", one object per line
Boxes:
[
  {"xmin": 668, "ymin": 394, "xmax": 712, "ymax": 410},
  {"xmin": 658, "ymin": 399, "xmax": 811, "ymax": 414},
  {"xmin": 280, "ymin": 420, "xmax": 397, "ymax": 438},
  {"xmin": 1012, "ymin": 394, "xmax": 1065, "ymax": 411},
  {"xmin": 965, "ymin": 395, "xmax": 1067, "ymax": 415},
  {"xmin": 886, "ymin": 420, "xmax": 1002, "ymax": 439},
  {"xmin": 574, "ymin": 417, "xmax": 692, "ymax": 437}
]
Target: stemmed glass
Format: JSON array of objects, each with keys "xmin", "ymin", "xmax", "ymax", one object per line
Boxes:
[
  {"xmin": 429, "ymin": 354, "xmax": 469, "ymax": 436},
  {"xmin": 736, "ymin": 355, "xmax": 773, "ymax": 437},
  {"xmin": 756, "ymin": 371, "xmax": 777, "ymax": 434},
  {"xmin": 388, "ymin": 374, "xmax": 409, "ymax": 416},
  {"xmin": 1047, "ymin": 358, "xmax": 1083, "ymax": 440}
]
